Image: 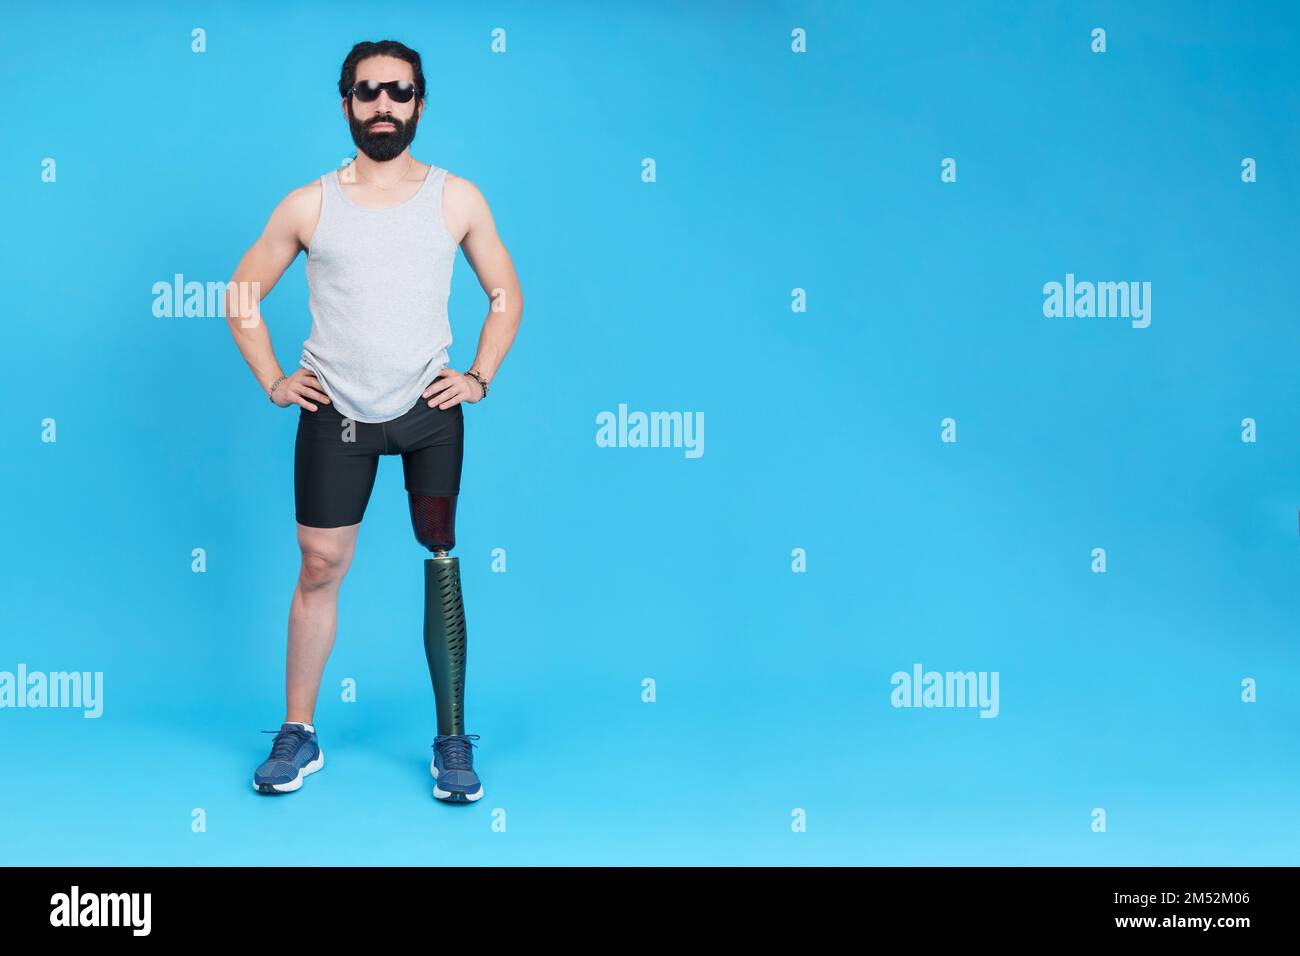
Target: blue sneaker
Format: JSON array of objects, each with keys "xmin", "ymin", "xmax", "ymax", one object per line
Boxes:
[
  {"xmin": 253, "ymin": 722, "xmax": 324, "ymax": 794},
  {"xmin": 430, "ymin": 734, "xmax": 483, "ymax": 802}
]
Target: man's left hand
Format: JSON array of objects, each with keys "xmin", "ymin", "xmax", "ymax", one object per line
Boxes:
[{"xmin": 423, "ymin": 368, "xmax": 483, "ymax": 408}]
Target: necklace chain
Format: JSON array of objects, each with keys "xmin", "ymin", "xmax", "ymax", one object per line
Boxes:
[{"xmin": 354, "ymin": 153, "xmax": 414, "ymax": 191}]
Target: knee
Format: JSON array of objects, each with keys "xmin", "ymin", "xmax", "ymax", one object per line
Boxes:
[{"xmin": 299, "ymin": 547, "xmax": 350, "ymax": 590}]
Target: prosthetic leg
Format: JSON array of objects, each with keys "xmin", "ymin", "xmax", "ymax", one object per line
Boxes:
[{"xmin": 410, "ymin": 492, "xmax": 483, "ymax": 802}]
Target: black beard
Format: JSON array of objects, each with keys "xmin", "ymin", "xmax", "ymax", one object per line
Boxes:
[{"xmin": 347, "ymin": 104, "xmax": 419, "ymax": 162}]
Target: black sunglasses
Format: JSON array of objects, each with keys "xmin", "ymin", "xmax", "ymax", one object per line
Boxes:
[{"xmin": 347, "ymin": 79, "xmax": 420, "ymax": 103}]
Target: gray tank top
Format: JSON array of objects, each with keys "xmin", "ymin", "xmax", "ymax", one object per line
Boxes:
[{"xmin": 300, "ymin": 162, "xmax": 456, "ymax": 422}]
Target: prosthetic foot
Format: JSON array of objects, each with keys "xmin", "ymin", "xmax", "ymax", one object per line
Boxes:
[{"xmin": 432, "ymin": 732, "xmax": 483, "ymax": 803}]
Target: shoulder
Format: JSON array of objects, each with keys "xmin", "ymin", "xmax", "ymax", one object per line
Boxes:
[
  {"xmin": 442, "ymin": 170, "xmax": 488, "ymax": 211},
  {"xmin": 265, "ymin": 175, "xmax": 324, "ymax": 223},
  {"xmin": 441, "ymin": 169, "xmax": 492, "ymax": 231},
  {"xmin": 255, "ymin": 174, "xmax": 329, "ymax": 249},
  {"xmin": 286, "ymin": 174, "xmax": 328, "ymax": 213}
]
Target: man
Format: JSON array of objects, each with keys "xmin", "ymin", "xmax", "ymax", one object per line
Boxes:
[{"xmin": 223, "ymin": 39, "xmax": 523, "ymax": 803}]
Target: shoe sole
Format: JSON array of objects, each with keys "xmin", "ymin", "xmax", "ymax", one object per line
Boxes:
[
  {"xmin": 253, "ymin": 749, "xmax": 325, "ymax": 794},
  {"xmin": 430, "ymin": 758, "xmax": 484, "ymax": 802}
]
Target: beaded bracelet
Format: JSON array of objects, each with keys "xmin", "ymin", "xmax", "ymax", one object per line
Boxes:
[{"xmin": 465, "ymin": 368, "xmax": 489, "ymax": 399}]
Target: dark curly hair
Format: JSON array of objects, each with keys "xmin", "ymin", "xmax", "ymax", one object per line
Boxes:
[{"xmin": 337, "ymin": 40, "xmax": 425, "ymax": 100}]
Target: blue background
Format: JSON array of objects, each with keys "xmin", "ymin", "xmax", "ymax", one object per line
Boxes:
[{"xmin": 1, "ymin": 0, "xmax": 1297, "ymax": 865}]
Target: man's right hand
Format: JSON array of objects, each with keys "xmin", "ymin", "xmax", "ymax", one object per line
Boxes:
[{"xmin": 271, "ymin": 369, "xmax": 332, "ymax": 411}]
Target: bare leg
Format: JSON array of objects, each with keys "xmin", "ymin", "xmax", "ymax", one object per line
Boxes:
[{"xmin": 285, "ymin": 521, "xmax": 360, "ymax": 724}]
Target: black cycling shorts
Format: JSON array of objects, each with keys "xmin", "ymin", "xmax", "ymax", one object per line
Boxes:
[{"xmin": 294, "ymin": 396, "xmax": 464, "ymax": 529}]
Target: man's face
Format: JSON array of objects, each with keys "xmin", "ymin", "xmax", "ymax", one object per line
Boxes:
[{"xmin": 344, "ymin": 55, "xmax": 422, "ymax": 162}]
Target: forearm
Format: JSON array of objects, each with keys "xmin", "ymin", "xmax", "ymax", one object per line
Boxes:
[
  {"xmin": 467, "ymin": 298, "xmax": 522, "ymax": 382},
  {"xmin": 225, "ymin": 283, "xmax": 287, "ymax": 395}
]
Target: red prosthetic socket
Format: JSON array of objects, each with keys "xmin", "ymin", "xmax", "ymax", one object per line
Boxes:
[{"xmin": 409, "ymin": 493, "xmax": 458, "ymax": 553}]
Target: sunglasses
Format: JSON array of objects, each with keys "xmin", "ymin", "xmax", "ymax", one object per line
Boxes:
[{"xmin": 347, "ymin": 79, "xmax": 420, "ymax": 103}]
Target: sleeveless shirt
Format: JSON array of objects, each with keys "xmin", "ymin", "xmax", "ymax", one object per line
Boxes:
[{"xmin": 300, "ymin": 163, "xmax": 456, "ymax": 423}]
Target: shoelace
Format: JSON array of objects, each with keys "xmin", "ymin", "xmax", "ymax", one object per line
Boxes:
[
  {"xmin": 262, "ymin": 727, "xmax": 309, "ymax": 763},
  {"xmin": 433, "ymin": 734, "xmax": 481, "ymax": 770}
]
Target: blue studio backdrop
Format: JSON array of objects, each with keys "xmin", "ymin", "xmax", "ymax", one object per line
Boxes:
[{"xmin": 2, "ymin": 0, "xmax": 1298, "ymax": 865}]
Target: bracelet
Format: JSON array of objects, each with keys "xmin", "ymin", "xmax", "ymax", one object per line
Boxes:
[
  {"xmin": 465, "ymin": 368, "xmax": 489, "ymax": 399},
  {"xmin": 268, "ymin": 374, "xmax": 289, "ymax": 402}
]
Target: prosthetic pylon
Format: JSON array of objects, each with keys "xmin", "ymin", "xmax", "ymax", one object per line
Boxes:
[{"xmin": 422, "ymin": 553, "xmax": 467, "ymax": 737}]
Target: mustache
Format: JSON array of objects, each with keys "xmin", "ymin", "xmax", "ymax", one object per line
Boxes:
[{"xmin": 366, "ymin": 116, "xmax": 401, "ymax": 129}]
